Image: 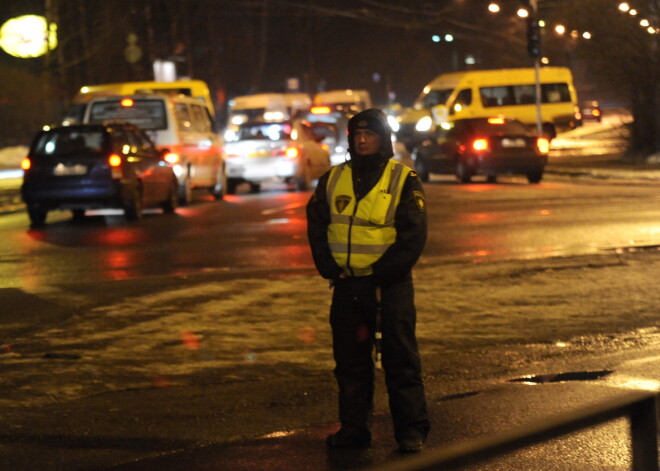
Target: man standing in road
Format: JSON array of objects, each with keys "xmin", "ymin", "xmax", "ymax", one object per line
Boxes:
[{"xmin": 306, "ymin": 108, "xmax": 430, "ymax": 453}]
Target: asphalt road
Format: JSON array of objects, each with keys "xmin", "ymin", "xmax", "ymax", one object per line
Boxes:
[{"xmin": 1, "ymin": 122, "xmax": 659, "ymax": 470}]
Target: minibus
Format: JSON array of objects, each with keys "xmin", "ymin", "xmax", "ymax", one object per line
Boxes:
[
  {"xmin": 224, "ymin": 93, "xmax": 312, "ymax": 140},
  {"xmin": 397, "ymin": 67, "xmax": 579, "ymax": 149},
  {"xmin": 64, "ymin": 80, "xmax": 215, "ymax": 124},
  {"xmin": 82, "ymin": 94, "xmax": 225, "ymax": 204}
]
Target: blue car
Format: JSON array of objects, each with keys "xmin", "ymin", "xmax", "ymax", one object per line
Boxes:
[{"xmin": 21, "ymin": 123, "xmax": 178, "ymax": 227}]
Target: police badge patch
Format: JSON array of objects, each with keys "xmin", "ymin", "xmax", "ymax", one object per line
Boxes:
[
  {"xmin": 335, "ymin": 195, "xmax": 352, "ymax": 213},
  {"xmin": 413, "ymin": 191, "xmax": 425, "ymax": 212}
]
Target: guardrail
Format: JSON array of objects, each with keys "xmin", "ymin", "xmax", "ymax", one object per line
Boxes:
[{"xmin": 373, "ymin": 391, "xmax": 658, "ymax": 471}]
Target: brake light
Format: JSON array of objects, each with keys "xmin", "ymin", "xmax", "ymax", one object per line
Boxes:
[
  {"xmin": 108, "ymin": 153, "xmax": 122, "ymax": 178},
  {"xmin": 163, "ymin": 152, "xmax": 180, "ymax": 164},
  {"xmin": 109, "ymin": 154, "xmax": 122, "ymax": 167},
  {"xmin": 536, "ymin": 137, "xmax": 550, "ymax": 154},
  {"xmin": 472, "ymin": 138, "xmax": 489, "ymax": 151},
  {"xmin": 311, "ymin": 105, "xmax": 331, "ymax": 115},
  {"xmin": 285, "ymin": 147, "xmax": 299, "ymax": 158},
  {"xmin": 120, "ymin": 98, "xmax": 134, "ymax": 107},
  {"xmin": 21, "ymin": 157, "xmax": 31, "ymax": 171},
  {"xmin": 487, "ymin": 117, "xmax": 506, "ymax": 125}
]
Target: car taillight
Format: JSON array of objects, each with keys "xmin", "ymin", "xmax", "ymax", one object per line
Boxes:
[
  {"xmin": 163, "ymin": 152, "xmax": 180, "ymax": 164},
  {"xmin": 21, "ymin": 157, "xmax": 31, "ymax": 171},
  {"xmin": 536, "ymin": 137, "xmax": 550, "ymax": 154},
  {"xmin": 285, "ymin": 147, "xmax": 299, "ymax": 159},
  {"xmin": 472, "ymin": 138, "xmax": 489, "ymax": 152},
  {"xmin": 108, "ymin": 153, "xmax": 123, "ymax": 178}
]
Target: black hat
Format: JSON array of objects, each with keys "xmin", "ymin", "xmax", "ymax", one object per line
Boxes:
[{"xmin": 347, "ymin": 108, "xmax": 394, "ymax": 159}]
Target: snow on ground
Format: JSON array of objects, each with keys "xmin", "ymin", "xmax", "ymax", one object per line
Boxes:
[{"xmin": 0, "ymin": 146, "xmax": 28, "ymax": 169}]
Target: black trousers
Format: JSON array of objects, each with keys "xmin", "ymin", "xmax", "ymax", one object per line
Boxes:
[{"xmin": 330, "ymin": 274, "xmax": 430, "ymax": 443}]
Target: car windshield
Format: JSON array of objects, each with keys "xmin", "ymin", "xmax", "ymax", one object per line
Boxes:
[
  {"xmin": 32, "ymin": 129, "xmax": 106, "ymax": 157},
  {"xmin": 237, "ymin": 123, "xmax": 292, "ymax": 141},
  {"xmin": 418, "ymin": 88, "xmax": 454, "ymax": 108},
  {"xmin": 88, "ymin": 99, "xmax": 167, "ymax": 130}
]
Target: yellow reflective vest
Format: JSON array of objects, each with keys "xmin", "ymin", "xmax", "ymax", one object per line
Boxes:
[{"xmin": 326, "ymin": 159, "xmax": 411, "ymax": 277}]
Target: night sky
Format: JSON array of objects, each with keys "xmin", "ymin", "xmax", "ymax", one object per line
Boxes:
[{"xmin": 2, "ymin": 0, "xmax": 601, "ymax": 145}]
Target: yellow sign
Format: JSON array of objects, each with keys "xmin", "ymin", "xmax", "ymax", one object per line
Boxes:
[{"xmin": 0, "ymin": 15, "xmax": 57, "ymax": 58}]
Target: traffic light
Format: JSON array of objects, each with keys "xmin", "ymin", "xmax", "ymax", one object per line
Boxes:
[{"xmin": 526, "ymin": 16, "xmax": 541, "ymax": 58}]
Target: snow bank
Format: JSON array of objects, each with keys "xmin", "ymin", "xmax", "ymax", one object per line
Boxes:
[{"xmin": 0, "ymin": 146, "xmax": 29, "ymax": 169}]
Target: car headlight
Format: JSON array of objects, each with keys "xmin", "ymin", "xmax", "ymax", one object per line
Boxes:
[
  {"xmin": 415, "ymin": 116, "xmax": 433, "ymax": 132},
  {"xmin": 387, "ymin": 115, "xmax": 400, "ymax": 133}
]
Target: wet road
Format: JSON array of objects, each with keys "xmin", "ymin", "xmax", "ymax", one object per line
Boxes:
[
  {"xmin": 0, "ymin": 118, "xmax": 659, "ymax": 470},
  {"xmin": 0, "ymin": 175, "xmax": 659, "ymax": 290}
]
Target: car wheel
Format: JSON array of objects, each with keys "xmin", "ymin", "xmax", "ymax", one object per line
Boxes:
[
  {"xmin": 249, "ymin": 182, "xmax": 261, "ymax": 194},
  {"xmin": 162, "ymin": 179, "xmax": 178, "ymax": 214},
  {"xmin": 456, "ymin": 160, "xmax": 472, "ymax": 183},
  {"xmin": 296, "ymin": 161, "xmax": 312, "ymax": 191},
  {"xmin": 486, "ymin": 174, "xmax": 497, "ymax": 183},
  {"xmin": 542, "ymin": 123, "xmax": 556, "ymax": 140},
  {"xmin": 226, "ymin": 178, "xmax": 239, "ymax": 195},
  {"xmin": 28, "ymin": 205, "xmax": 47, "ymax": 227},
  {"xmin": 413, "ymin": 150, "xmax": 430, "ymax": 183},
  {"xmin": 178, "ymin": 176, "xmax": 192, "ymax": 206},
  {"xmin": 124, "ymin": 185, "xmax": 144, "ymax": 221},
  {"xmin": 71, "ymin": 209, "xmax": 86, "ymax": 220},
  {"xmin": 210, "ymin": 168, "xmax": 226, "ymax": 201},
  {"xmin": 527, "ymin": 170, "xmax": 544, "ymax": 184}
]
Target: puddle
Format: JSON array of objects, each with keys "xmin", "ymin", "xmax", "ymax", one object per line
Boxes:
[
  {"xmin": 435, "ymin": 391, "xmax": 482, "ymax": 402},
  {"xmin": 509, "ymin": 370, "xmax": 613, "ymax": 384},
  {"xmin": 42, "ymin": 353, "xmax": 82, "ymax": 360}
]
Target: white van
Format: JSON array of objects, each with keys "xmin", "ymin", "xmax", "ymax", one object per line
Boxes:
[
  {"xmin": 225, "ymin": 93, "xmax": 312, "ymax": 140},
  {"xmin": 312, "ymin": 89, "xmax": 372, "ymax": 113},
  {"xmin": 83, "ymin": 94, "xmax": 225, "ymax": 204}
]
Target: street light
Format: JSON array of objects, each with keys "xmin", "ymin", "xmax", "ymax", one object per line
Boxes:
[
  {"xmin": 488, "ymin": 3, "xmax": 500, "ymax": 14},
  {"xmin": 517, "ymin": 8, "xmax": 530, "ymax": 18}
]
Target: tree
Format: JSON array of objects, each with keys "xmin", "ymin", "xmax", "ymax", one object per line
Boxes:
[{"xmin": 555, "ymin": 0, "xmax": 660, "ymax": 157}]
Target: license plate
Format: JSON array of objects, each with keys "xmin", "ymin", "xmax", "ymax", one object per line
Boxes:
[
  {"xmin": 501, "ymin": 138, "xmax": 526, "ymax": 148},
  {"xmin": 53, "ymin": 163, "xmax": 87, "ymax": 176},
  {"xmin": 247, "ymin": 149, "xmax": 271, "ymax": 158}
]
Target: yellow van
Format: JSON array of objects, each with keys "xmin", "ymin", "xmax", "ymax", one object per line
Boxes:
[
  {"xmin": 397, "ymin": 67, "xmax": 579, "ymax": 148},
  {"xmin": 82, "ymin": 94, "xmax": 225, "ymax": 204},
  {"xmin": 65, "ymin": 80, "xmax": 215, "ymax": 123}
]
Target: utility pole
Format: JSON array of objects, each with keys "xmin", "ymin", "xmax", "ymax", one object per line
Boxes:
[{"xmin": 524, "ymin": 0, "xmax": 543, "ymax": 136}]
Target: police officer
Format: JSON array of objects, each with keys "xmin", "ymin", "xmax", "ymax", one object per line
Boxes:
[{"xmin": 306, "ymin": 108, "xmax": 429, "ymax": 453}]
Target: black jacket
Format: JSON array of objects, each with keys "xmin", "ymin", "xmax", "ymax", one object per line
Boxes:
[{"xmin": 306, "ymin": 161, "xmax": 427, "ymax": 286}]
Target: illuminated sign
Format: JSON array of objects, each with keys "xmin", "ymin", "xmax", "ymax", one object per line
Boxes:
[{"xmin": 0, "ymin": 15, "xmax": 57, "ymax": 58}]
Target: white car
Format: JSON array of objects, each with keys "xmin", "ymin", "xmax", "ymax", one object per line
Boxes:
[{"xmin": 223, "ymin": 119, "xmax": 331, "ymax": 193}]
